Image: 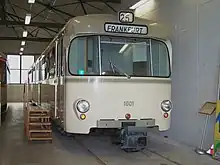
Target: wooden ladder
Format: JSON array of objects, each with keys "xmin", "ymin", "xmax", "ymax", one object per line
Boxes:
[{"xmin": 24, "ymin": 102, "xmax": 52, "ymax": 142}]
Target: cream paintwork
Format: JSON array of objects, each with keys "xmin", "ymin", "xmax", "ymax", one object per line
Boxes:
[
  {"xmin": 64, "ymin": 76, "xmax": 171, "ymax": 134},
  {"xmin": 28, "ymin": 13, "xmax": 172, "ymax": 134},
  {"xmin": 36, "ymin": 14, "xmax": 171, "ymax": 59}
]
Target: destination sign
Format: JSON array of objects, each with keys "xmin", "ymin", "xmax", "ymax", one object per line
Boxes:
[{"xmin": 104, "ymin": 23, "xmax": 148, "ymax": 35}]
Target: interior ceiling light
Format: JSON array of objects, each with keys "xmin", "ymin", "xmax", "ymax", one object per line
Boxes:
[
  {"xmin": 20, "ymin": 48, "xmax": 24, "ymax": 51},
  {"xmin": 149, "ymin": 22, "xmax": 158, "ymax": 26},
  {"xmin": 28, "ymin": 0, "xmax": 35, "ymax": 3},
  {"xmin": 23, "ymin": 31, "xmax": 28, "ymax": 37},
  {"xmin": 119, "ymin": 44, "xmax": 129, "ymax": 54},
  {"xmin": 21, "ymin": 41, "xmax": 26, "ymax": 46},
  {"xmin": 74, "ymin": 19, "xmax": 80, "ymax": 23},
  {"xmin": 129, "ymin": 0, "xmax": 149, "ymax": 9},
  {"xmin": 25, "ymin": 14, "xmax": 31, "ymax": 25},
  {"xmin": 131, "ymin": 0, "xmax": 156, "ymax": 17}
]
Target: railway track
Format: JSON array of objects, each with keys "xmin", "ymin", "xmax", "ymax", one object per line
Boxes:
[
  {"xmin": 141, "ymin": 149, "xmax": 184, "ymax": 165},
  {"xmin": 73, "ymin": 134, "xmax": 182, "ymax": 165},
  {"xmin": 54, "ymin": 126, "xmax": 183, "ymax": 165},
  {"xmin": 74, "ymin": 136, "xmax": 108, "ymax": 165}
]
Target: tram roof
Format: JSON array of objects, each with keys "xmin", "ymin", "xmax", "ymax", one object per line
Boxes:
[
  {"xmin": 64, "ymin": 14, "xmax": 170, "ymax": 39},
  {"xmin": 31, "ymin": 14, "xmax": 171, "ymax": 71}
]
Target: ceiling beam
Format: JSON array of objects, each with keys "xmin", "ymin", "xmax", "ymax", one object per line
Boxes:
[
  {"xmin": 102, "ymin": 0, "xmax": 117, "ymax": 12},
  {"xmin": 53, "ymin": 0, "xmax": 120, "ymax": 7},
  {"xmin": 53, "ymin": 2, "xmax": 79, "ymax": 7},
  {"xmin": 6, "ymin": 13, "xmax": 34, "ymax": 37},
  {"xmin": 6, "ymin": 12, "xmax": 59, "ymax": 33},
  {"xmin": 84, "ymin": 2, "xmax": 102, "ymax": 11},
  {"xmin": 0, "ymin": 20, "xmax": 64, "ymax": 28},
  {"xmin": 79, "ymin": 0, "xmax": 87, "ymax": 15},
  {"xmin": 0, "ymin": 37, "xmax": 52, "ymax": 42},
  {"xmin": 35, "ymin": 0, "xmax": 75, "ymax": 18},
  {"xmin": 11, "ymin": 3, "xmax": 59, "ymax": 23}
]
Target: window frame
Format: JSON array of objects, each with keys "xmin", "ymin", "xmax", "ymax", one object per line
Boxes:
[
  {"xmin": 7, "ymin": 55, "xmax": 21, "ymax": 84},
  {"xmin": 8, "ymin": 70, "xmax": 21, "ymax": 84},
  {"xmin": 7, "ymin": 55, "xmax": 35, "ymax": 84},
  {"xmin": 21, "ymin": 55, "xmax": 35, "ymax": 70},
  {"xmin": 21, "ymin": 55, "xmax": 34, "ymax": 84},
  {"xmin": 67, "ymin": 35, "xmax": 171, "ymax": 78},
  {"xmin": 7, "ymin": 55, "xmax": 21, "ymax": 70}
]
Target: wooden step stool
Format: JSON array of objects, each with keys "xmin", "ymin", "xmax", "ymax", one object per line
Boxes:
[{"xmin": 24, "ymin": 102, "xmax": 52, "ymax": 142}]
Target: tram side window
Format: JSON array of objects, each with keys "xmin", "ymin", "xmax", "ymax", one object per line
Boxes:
[
  {"xmin": 101, "ymin": 43, "xmax": 133, "ymax": 76},
  {"xmin": 28, "ymin": 71, "xmax": 32, "ymax": 83},
  {"xmin": 7, "ymin": 68, "xmax": 10, "ymax": 84},
  {"xmin": 33, "ymin": 68, "xmax": 36, "ymax": 83},
  {"xmin": 61, "ymin": 39, "xmax": 65, "ymax": 76},
  {"xmin": 88, "ymin": 37, "xmax": 99, "ymax": 74},
  {"xmin": 36, "ymin": 63, "xmax": 39, "ymax": 82},
  {"xmin": 100, "ymin": 38, "xmax": 151, "ymax": 77},
  {"xmin": 30, "ymin": 70, "xmax": 33, "ymax": 83},
  {"xmin": 57, "ymin": 39, "xmax": 63, "ymax": 76},
  {"xmin": 49, "ymin": 47, "xmax": 56, "ymax": 78},
  {"xmin": 31, "ymin": 70, "xmax": 33, "ymax": 83},
  {"xmin": 38, "ymin": 60, "xmax": 42, "ymax": 81},
  {"xmin": 151, "ymin": 40, "xmax": 170, "ymax": 77},
  {"xmin": 45, "ymin": 57, "xmax": 50, "ymax": 79},
  {"xmin": 68, "ymin": 36, "xmax": 99, "ymax": 75},
  {"xmin": 132, "ymin": 44, "xmax": 151, "ymax": 77},
  {"xmin": 41, "ymin": 59, "xmax": 46, "ymax": 80}
]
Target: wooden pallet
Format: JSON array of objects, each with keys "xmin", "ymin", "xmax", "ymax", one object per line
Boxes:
[{"xmin": 24, "ymin": 102, "xmax": 52, "ymax": 142}]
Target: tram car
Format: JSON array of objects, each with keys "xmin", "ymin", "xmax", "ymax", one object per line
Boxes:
[
  {"xmin": 0, "ymin": 52, "xmax": 10, "ymax": 123},
  {"xmin": 27, "ymin": 11, "xmax": 172, "ymax": 151}
]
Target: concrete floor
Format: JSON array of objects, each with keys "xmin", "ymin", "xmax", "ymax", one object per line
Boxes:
[{"xmin": 0, "ymin": 103, "xmax": 219, "ymax": 165}]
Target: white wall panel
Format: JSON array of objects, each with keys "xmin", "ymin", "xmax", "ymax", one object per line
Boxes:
[{"xmin": 134, "ymin": 0, "xmax": 220, "ymax": 148}]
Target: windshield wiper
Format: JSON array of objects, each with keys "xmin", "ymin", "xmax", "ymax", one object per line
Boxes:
[{"xmin": 109, "ymin": 59, "xmax": 131, "ymax": 79}]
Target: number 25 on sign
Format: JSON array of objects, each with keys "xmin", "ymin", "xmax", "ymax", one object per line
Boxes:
[{"xmin": 119, "ymin": 11, "xmax": 134, "ymax": 23}]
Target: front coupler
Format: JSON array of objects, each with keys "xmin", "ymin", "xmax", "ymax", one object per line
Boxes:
[{"xmin": 120, "ymin": 126, "xmax": 148, "ymax": 152}]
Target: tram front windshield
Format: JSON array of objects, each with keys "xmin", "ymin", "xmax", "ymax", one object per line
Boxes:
[{"xmin": 68, "ymin": 35, "xmax": 170, "ymax": 78}]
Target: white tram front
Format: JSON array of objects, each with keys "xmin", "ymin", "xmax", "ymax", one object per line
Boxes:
[{"xmin": 28, "ymin": 11, "xmax": 172, "ymax": 151}]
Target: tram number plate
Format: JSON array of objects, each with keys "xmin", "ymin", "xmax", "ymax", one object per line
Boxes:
[
  {"xmin": 124, "ymin": 101, "xmax": 134, "ymax": 107},
  {"xmin": 122, "ymin": 122, "xmax": 136, "ymax": 127},
  {"xmin": 119, "ymin": 11, "xmax": 134, "ymax": 23}
]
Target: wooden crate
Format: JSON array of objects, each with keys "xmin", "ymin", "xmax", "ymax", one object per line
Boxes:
[
  {"xmin": 24, "ymin": 102, "xmax": 52, "ymax": 142},
  {"xmin": 29, "ymin": 130, "xmax": 52, "ymax": 141}
]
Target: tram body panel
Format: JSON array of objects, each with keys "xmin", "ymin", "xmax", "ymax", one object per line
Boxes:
[
  {"xmin": 64, "ymin": 77, "xmax": 171, "ymax": 134},
  {"xmin": 26, "ymin": 12, "xmax": 173, "ymax": 151},
  {"xmin": 27, "ymin": 13, "xmax": 172, "ymax": 137}
]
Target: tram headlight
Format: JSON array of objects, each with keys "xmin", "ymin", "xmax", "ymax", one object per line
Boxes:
[
  {"xmin": 161, "ymin": 100, "xmax": 172, "ymax": 112},
  {"xmin": 76, "ymin": 99, "xmax": 90, "ymax": 113}
]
